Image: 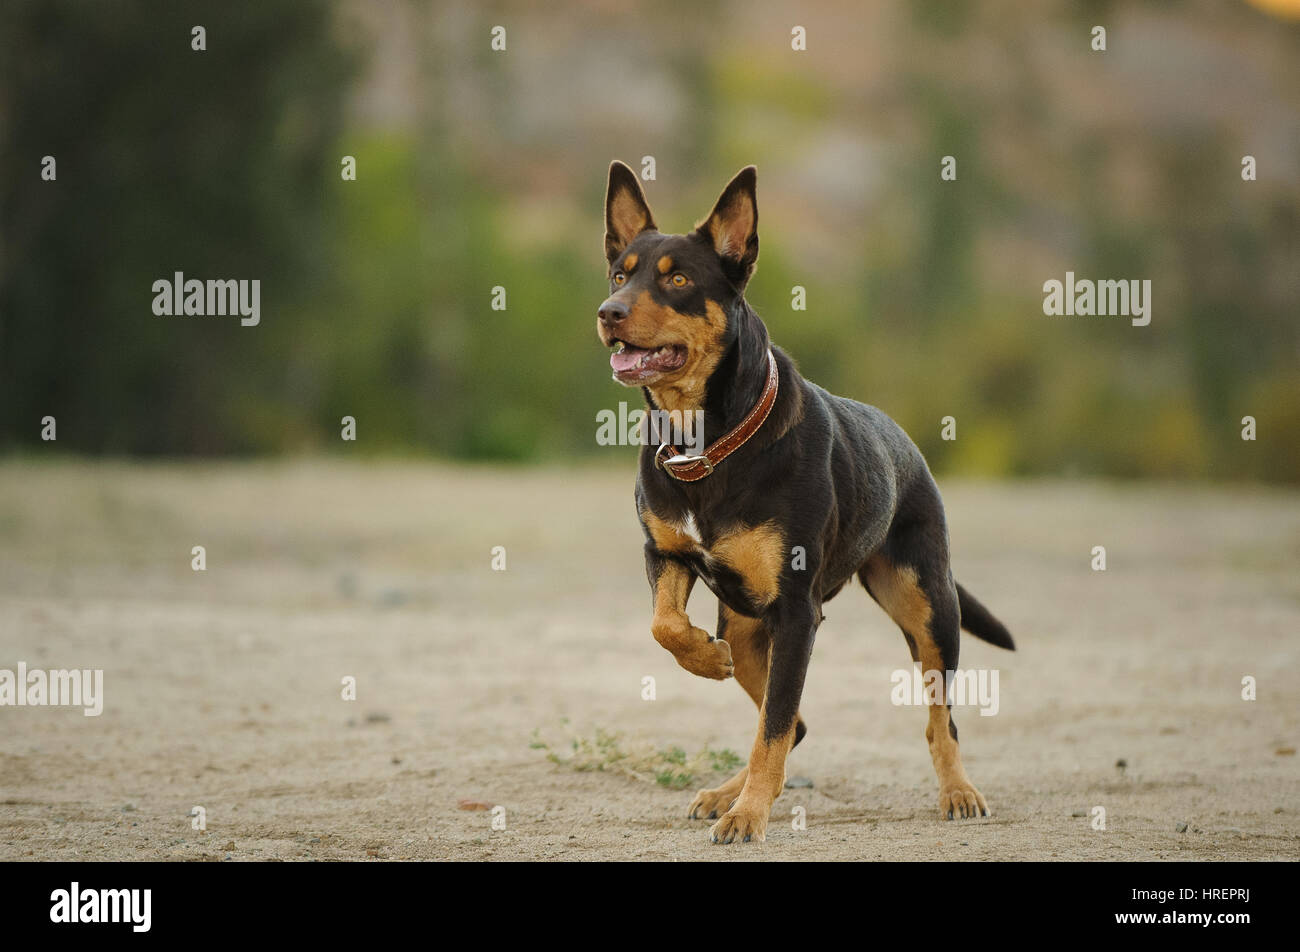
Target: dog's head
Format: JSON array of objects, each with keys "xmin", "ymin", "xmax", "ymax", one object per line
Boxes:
[{"xmin": 597, "ymin": 161, "xmax": 760, "ymax": 409}]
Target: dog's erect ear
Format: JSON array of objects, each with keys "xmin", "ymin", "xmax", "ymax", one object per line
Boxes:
[
  {"xmin": 605, "ymin": 160, "xmax": 656, "ymax": 263},
  {"xmin": 695, "ymin": 166, "xmax": 759, "ymax": 288}
]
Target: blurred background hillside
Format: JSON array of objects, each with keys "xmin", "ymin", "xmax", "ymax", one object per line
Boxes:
[{"xmin": 2, "ymin": 0, "xmax": 1298, "ymax": 480}]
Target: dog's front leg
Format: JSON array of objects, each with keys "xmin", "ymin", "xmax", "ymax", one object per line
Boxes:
[
  {"xmin": 710, "ymin": 598, "xmax": 819, "ymax": 844},
  {"xmin": 645, "ymin": 547, "xmax": 734, "ymax": 680}
]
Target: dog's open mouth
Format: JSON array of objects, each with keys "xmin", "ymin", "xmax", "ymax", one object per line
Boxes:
[{"xmin": 609, "ymin": 341, "xmax": 688, "ymax": 382}]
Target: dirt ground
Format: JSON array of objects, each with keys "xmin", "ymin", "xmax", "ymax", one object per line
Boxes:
[{"xmin": 0, "ymin": 460, "xmax": 1297, "ymax": 861}]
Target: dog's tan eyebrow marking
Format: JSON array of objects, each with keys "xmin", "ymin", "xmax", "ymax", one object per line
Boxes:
[
  {"xmin": 657, "ymin": 255, "xmax": 674, "ymax": 274},
  {"xmin": 622, "ymin": 253, "xmax": 638, "ymax": 271}
]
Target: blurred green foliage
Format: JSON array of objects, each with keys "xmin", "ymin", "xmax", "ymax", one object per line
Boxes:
[{"xmin": 2, "ymin": 0, "xmax": 1297, "ymax": 481}]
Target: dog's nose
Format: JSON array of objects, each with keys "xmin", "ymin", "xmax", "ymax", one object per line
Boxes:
[{"xmin": 598, "ymin": 298, "xmax": 628, "ymax": 325}]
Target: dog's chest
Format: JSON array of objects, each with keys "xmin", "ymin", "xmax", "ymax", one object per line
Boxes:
[
  {"xmin": 643, "ymin": 508, "xmax": 786, "ymax": 611},
  {"xmin": 652, "ymin": 508, "xmax": 716, "ymax": 557},
  {"xmin": 680, "ymin": 510, "xmax": 705, "ymax": 546}
]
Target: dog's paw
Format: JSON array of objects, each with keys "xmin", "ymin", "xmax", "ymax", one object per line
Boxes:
[
  {"xmin": 679, "ymin": 634, "xmax": 734, "ymax": 681},
  {"xmin": 938, "ymin": 782, "xmax": 989, "ymax": 820},
  {"xmin": 688, "ymin": 785, "xmax": 739, "ymax": 820},
  {"xmin": 709, "ymin": 801, "xmax": 770, "ymax": 844}
]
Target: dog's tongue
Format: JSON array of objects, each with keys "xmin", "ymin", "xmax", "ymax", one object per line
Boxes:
[{"xmin": 611, "ymin": 345, "xmax": 651, "ymax": 373}]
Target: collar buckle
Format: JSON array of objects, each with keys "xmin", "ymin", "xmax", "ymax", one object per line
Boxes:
[
  {"xmin": 662, "ymin": 453, "xmax": 713, "ymax": 479},
  {"xmin": 654, "ymin": 443, "xmax": 714, "ymax": 478}
]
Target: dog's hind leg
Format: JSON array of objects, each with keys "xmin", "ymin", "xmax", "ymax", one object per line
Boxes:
[
  {"xmin": 688, "ymin": 605, "xmax": 808, "ymax": 820},
  {"xmin": 862, "ymin": 549, "xmax": 990, "ymax": 820}
]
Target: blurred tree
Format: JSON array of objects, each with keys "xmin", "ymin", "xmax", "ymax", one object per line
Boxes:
[{"xmin": 0, "ymin": 0, "xmax": 355, "ymax": 453}]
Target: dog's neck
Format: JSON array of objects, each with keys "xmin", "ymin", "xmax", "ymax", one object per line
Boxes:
[{"xmin": 644, "ymin": 299, "xmax": 772, "ymax": 449}]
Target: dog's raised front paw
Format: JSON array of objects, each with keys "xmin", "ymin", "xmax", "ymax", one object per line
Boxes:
[{"xmin": 678, "ymin": 634, "xmax": 734, "ymax": 680}]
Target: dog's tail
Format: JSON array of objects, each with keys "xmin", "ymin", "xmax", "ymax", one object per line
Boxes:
[{"xmin": 956, "ymin": 583, "xmax": 1015, "ymax": 650}]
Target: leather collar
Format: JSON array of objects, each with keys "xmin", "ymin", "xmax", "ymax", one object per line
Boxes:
[{"xmin": 649, "ymin": 349, "xmax": 779, "ymax": 482}]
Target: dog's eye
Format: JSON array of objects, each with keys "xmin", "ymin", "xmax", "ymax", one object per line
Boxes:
[
  {"xmin": 612, "ymin": 272, "xmax": 626, "ymax": 286},
  {"xmin": 670, "ymin": 273, "xmax": 690, "ymax": 288}
]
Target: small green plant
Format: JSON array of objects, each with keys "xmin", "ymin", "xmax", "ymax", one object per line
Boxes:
[
  {"xmin": 531, "ymin": 725, "xmax": 743, "ymax": 789},
  {"xmin": 706, "ymin": 747, "xmax": 745, "ymax": 773}
]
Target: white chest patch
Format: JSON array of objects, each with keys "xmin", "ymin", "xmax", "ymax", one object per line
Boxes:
[{"xmin": 682, "ymin": 511, "xmax": 704, "ymax": 545}]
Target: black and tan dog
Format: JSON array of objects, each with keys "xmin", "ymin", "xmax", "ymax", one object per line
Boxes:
[{"xmin": 597, "ymin": 161, "xmax": 1015, "ymax": 844}]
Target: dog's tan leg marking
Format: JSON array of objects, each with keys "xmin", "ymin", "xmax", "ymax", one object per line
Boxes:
[
  {"xmin": 709, "ymin": 699, "xmax": 797, "ymax": 844},
  {"xmin": 923, "ymin": 691, "xmax": 987, "ymax": 820},
  {"xmin": 689, "ymin": 606, "xmax": 810, "ymax": 823},
  {"xmin": 687, "ymin": 608, "xmax": 766, "ymax": 818},
  {"xmin": 864, "ymin": 555, "xmax": 989, "ymax": 820},
  {"xmin": 723, "ymin": 609, "xmax": 772, "ymax": 708},
  {"xmin": 710, "ymin": 604, "xmax": 797, "ymax": 842},
  {"xmin": 649, "ymin": 558, "xmax": 733, "ymax": 681}
]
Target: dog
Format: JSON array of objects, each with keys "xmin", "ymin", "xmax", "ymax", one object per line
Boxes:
[{"xmin": 596, "ymin": 161, "xmax": 1016, "ymax": 844}]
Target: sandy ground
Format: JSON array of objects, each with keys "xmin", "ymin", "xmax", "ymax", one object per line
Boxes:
[{"xmin": 0, "ymin": 460, "xmax": 1297, "ymax": 861}]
